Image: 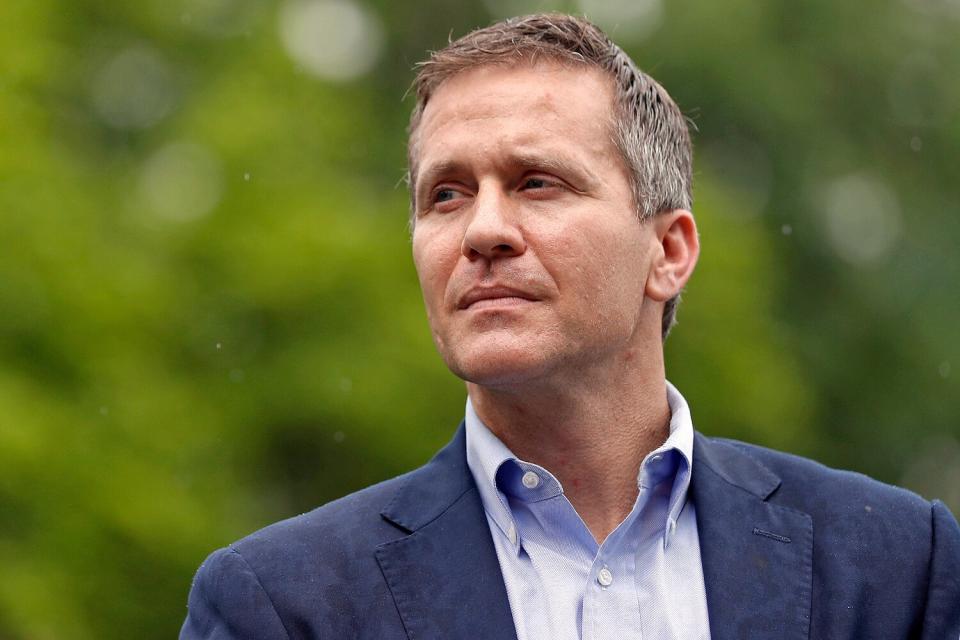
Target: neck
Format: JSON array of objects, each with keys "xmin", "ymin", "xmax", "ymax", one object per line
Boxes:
[{"xmin": 467, "ymin": 356, "xmax": 671, "ymax": 544}]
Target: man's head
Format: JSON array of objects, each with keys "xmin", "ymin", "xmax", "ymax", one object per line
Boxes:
[
  {"xmin": 407, "ymin": 14, "xmax": 694, "ymax": 338},
  {"xmin": 407, "ymin": 15, "xmax": 699, "ymax": 390}
]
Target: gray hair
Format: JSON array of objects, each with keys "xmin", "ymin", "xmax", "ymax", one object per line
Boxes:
[{"xmin": 407, "ymin": 13, "xmax": 693, "ymax": 338}]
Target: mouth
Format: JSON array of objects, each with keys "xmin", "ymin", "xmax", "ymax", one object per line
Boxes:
[{"xmin": 457, "ymin": 286, "xmax": 539, "ymax": 311}]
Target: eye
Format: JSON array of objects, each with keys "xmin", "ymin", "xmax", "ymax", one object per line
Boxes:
[
  {"xmin": 426, "ymin": 185, "xmax": 469, "ymax": 214},
  {"xmin": 435, "ymin": 188, "xmax": 457, "ymax": 203},
  {"xmin": 518, "ymin": 175, "xmax": 566, "ymax": 196},
  {"xmin": 521, "ymin": 177, "xmax": 550, "ymax": 190}
]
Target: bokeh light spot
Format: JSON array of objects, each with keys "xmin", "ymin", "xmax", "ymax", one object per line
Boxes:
[
  {"xmin": 901, "ymin": 0, "xmax": 960, "ymax": 18},
  {"xmin": 820, "ymin": 173, "xmax": 902, "ymax": 266},
  {"xmin": 138, "ymin": 142, "xmax": 224, "ymax": 222},
  {"xmin": 278, "ymin": 0, "xmax": 383, "ymax": 81},
  {"xmin": 90, "ymin": 45, "xmax": 177, "ymax": 130},
  {"xmin": 577, "ymin": 0, "xmax": 663, "ymax": 41},
  {"xmin": 180, "ymin": 0, "xmax": 266, "ymax": 38}
]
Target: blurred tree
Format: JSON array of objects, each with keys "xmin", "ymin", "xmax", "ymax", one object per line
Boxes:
[{"xmin": 0, "ymin": 0, "xmax": 957, "ymax": 637}]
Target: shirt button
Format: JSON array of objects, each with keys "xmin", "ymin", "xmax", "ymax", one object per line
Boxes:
[
  {"xmin": 597, "ymin": 567, "xmax": 614, "ymax": 587},
  {"xmin": 650, "ymin": 453, "xmax": 663, "ymax": 463},
  {"xmin": 521, "ymin": 471, "xmax": 541, "ymax": 489}
]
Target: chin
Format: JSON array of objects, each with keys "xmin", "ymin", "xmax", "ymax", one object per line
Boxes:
[{"xmin": 441, "ymin": 340, "xmax": 557, "ymax": 388}]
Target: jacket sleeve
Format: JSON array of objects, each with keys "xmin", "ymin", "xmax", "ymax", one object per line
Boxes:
[
  {"xmin": 180, "ymin": 547, "xmax": 291, "ymax": 640},
  {"xmin": 921, "ymin": 500, "xmax": 960, "ymax": 640}
]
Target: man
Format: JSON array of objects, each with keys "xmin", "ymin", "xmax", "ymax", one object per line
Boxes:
[{"xmin": 181, "ymin": 14, "xmax": 960, "ymax": 639}]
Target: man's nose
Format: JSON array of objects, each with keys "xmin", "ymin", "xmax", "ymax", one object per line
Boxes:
[{"xmin": 461, "ymin": 185, "xmax": 526, "ymax": 260}]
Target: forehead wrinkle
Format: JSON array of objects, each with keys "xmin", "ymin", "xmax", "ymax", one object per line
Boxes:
[
  {"xmin": 420, "ymin": 103, "xmax": 606, "ymax": 170},
  {"xmin": 416, "ymin": 119, "xmax": 613, "ymax": 197},
  {"xmin": 413, "ymin": 64, "xmax": 622, "ymax": 200}
]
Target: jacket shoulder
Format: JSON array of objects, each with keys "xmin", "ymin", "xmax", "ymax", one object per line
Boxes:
[
  {"xmin": 190, "ymin": 472, "xmax": 417, "ymax": 636},
  {"xmin": 708, "ymin": 438, "xmax": 931, "ymax": 523},
  {"xmin": 699, "ymin": 437, "xmax": 960, "ymax": 636},
  {"xmin": 230, "ymin": 470, "xmax": 414, "ymax": 561},
  {"xmin": 702, "ymin": 434, "xmax": 944, "ymax": 584},
  {"xmin": 710, "ymin": 436, "xmax": 932, "ymax": 515}
]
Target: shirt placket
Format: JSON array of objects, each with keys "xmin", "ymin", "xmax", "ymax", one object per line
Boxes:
[{"xmin": 582, "ymin": 485, "xmax": 649, "ymax": 640}]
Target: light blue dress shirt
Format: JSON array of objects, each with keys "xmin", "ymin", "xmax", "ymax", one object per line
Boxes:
[{"xmin": 464, "ymin": 381, "xmax": 711, "ymax": 640}]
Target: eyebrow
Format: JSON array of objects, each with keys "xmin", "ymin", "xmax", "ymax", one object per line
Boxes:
[
  {"xmin": 512, "ymin": 153, "xmax": 595, "ymax": 183},
  {"xmin": 415, "ymin": 152, "xmax": 598, "ymax": 205},
  {"xmin": 414, "ymin": 160, "xmax": 468, "ymax": 204}
]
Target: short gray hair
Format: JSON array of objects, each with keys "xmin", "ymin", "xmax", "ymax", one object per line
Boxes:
[{"xmin": 407, "ymin": 14, "xmax": 693, "ymax": 339}]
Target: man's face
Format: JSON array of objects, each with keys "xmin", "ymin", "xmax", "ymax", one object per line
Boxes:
[{"xmin": 411, "ymin": 63, "xmax": 663, "ymax": 387}]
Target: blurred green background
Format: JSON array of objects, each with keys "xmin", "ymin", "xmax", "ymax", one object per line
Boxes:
[{"xmin": 1, "ymin": 0, "xmax": 959, "ymax": 636}]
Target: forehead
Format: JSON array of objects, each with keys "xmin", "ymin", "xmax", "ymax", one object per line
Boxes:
[
  {"xmin": 425, "ymin": 60, "xmax": 613, "ymax": 117},
  {"xmin": 413, "ymin": 62, "xmax": 619, "ymax": 176}
]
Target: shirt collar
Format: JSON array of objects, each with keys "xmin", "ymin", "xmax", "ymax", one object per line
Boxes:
[
  {"xmin": 654, "ymin": 380, "xmax": 695, "ymax": 548},
  {"xmin": 464, "ymin": 397, "xmax": 521, "ymax": 552},
  {"xmin": 464, "ymin": 380, "xmax": 696, "ymax": 550}
]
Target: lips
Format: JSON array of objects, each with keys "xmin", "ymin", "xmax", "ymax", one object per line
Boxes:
[{"xmin": 456, "ymin": 285, "xmax": 539, "ymax": 310}]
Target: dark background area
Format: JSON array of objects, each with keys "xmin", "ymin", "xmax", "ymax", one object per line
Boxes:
[{"xmin": 1, "ymin": 0, "xmax": 958, "ymax": 636}]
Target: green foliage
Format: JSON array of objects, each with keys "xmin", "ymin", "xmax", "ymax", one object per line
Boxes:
[{"xmin": 1, "ymin": 0, "xmax": 958, "ymax": 637}]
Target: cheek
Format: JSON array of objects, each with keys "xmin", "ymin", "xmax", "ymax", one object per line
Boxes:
[
  {"xmin": 550, "ymin": 222, "xmax": 644, "ymax": 283},
  {"xmin": 575, "ymin": 238, "xmax": 648, "ymax": 312},
  {"xmin": 413, "ymin": 234, "xmax": 456, "ymax": 309},
  {"xmin": 413, "ymin": 259, "xmax": 441, "ymax": 308}
]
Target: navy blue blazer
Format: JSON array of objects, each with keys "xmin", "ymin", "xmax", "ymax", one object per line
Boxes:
[{"xmin": 181, "ymin": 427, "xmax": 960, "ymax": 639}]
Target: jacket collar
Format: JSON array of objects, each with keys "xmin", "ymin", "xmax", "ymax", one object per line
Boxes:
[
  {"xmin": 692, "ymin": 433, "xmax": 813, "ymax": 640},
  {"xmin": 377, "ymin": 426, "xmax": 813, "ymax": 640},
  {"xmin": 376, "ymin": 424, "xmax": 518, "ymax": 640},
  {"xmin": 693, "ymin": 431, "xmax": 781, "ymax": 499},
  {"xmin": 380, "ymin": 424, "xmax": 477, "ymax": 533}
]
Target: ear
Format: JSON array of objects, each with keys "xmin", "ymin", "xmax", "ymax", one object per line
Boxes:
[{"xmin": 645, "ymin": 209, "xmax": 699, "ymax": 302}]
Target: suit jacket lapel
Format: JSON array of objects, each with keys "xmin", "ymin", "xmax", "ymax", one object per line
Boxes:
[
  {"xmin": 692, "ymin": 433, "xmax": 813, "ymax": 640},
  {"xmin": 375, "ymin": 425, "xmax": 517, "ymax": 640}
]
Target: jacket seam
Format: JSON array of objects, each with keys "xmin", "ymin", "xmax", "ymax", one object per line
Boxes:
[
  {"xmin": 697, "ymin": 453, "xmax": 809, "ymax": 521},
  {"xmin": 710, "ymin": 438, "xmax": 782, "ymax": 494},
  {"xmin": 227, "ymin": 546, "xmax": 294, "ymax": 640},
  {"xmin": 375, "ymin": 486, "xmax": 485, "ymax": 640},
  {"xmin": 380, "ymin": 483, "xmax": 478, "ymax": 542},
  {"xmin": 380, "ymin": 474, "xmax": 416, "ymax": 531}
]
